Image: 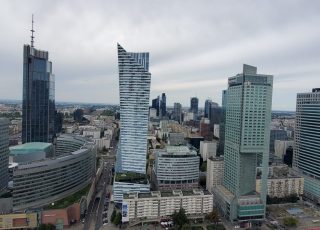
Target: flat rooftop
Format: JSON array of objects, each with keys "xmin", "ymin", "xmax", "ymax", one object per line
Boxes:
[
  {"xmin": 115, "ymin": 172, "xmax": 148, "ymax": 184},
  {"xmin": 10, "ymin": 142, "xmax": 52, "ymax": 155},
  {"xmin": 158, "ymin": 145, "xmax": 197, "ymax": 157},
  {"xmin": 123, "ymin": 189, "xmax": 212, "ymax": 199}
]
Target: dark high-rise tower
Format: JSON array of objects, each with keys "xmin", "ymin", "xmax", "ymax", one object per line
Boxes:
[
  {"xmin": 152, "ymin": 96, "xmax": 160, "ymax": 117},
  {"xmin": 190, "ymin": 97, "xmax": 199, "ymax": 118},
  {"xmin": 204, "ymin": 99, "xmax": 212, "ymax": 118},
  {"xmin": 22, "ymin": 17, "xmax": 55, "ymax": 143},
  {"xmin": 173, "ymin": 102, "xmax": 182, "ymax": 123},
  {"xmin": 160, "ymin": 93, "xmax": 166, "ymax": 117}
]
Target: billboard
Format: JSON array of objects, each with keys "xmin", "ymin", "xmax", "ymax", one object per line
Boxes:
[{"xmin": 122, "ymin": 202, "xmax": 129, "ymax": 223}]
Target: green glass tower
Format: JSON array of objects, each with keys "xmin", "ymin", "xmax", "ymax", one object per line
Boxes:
[{"xmin": 214, "ymin": 64, "xmax": 273, "ymax": 223}]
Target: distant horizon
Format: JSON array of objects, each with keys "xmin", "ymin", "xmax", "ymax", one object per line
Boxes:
[{"xmin": 0, "ymin": 98, "xmax": 296, "ymax": 112}]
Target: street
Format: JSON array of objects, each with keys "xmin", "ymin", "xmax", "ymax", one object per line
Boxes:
[{"xmin": 83, "ymin": 129, "xmax": 118, "ymax": 230}]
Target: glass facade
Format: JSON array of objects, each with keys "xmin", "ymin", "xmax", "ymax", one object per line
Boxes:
[
  {"xmin": 22, "ymin": 45, "xmax": 55, "ymax": 143},
  {"xmin": 223, "ymin": 64, "xmax": 273, "ymax": 221},
  {"xmin": 190, "ymin": 97, "xmax": 199, "ymax": 118},
  {"xmin": 293, "ymin": 89, "xmax": 320, "ymax": 201},
  {"xmin": 173, "ymin": 102, "xmax": 182, "ymax": 123},
  {"xmin": 116, "ymin": 44, "xmax": 151, "ymax": 174},
  {"xmin": 0, "ymin": 118, "xmax": 9, "ymax": 192}
]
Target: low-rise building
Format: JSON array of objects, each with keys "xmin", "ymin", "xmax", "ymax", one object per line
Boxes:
[
  {"xmin": 122, "ymin": 189, "xmax": 213, "ymax": 223},
  {"xmin": 274, "ymin": 140, "xmax": 294, "ymax": 158},
  {"xmin": 153, "ymin": 145, "xmax": 199, "ymax": 191},
  {"xmin": 206, "ymin": 156, "xmax": 224, "ymax": 193},
  {"xmin": 0, "ymin": 213, "xmax": 38, "ymax": 229},
  {"xmin": 9, "ymin": 142, "xmax": 53, "ymax": 163},
  {"xmin": 94, "ymin": 137, "xmax": 111, "ymax": 150},
  {"xmin": 200, "ymin": 140, "xmax": 218, "ymax": 161},
  {"xmin": 113, "ymin": 172, "xmax": 150, "ymax": 203},
  {"xmin": 214, "ymin": 185, "xmax": 265, "ymax": 223},
  {"xmin": 168, "ymin": 132, "xmax": 186, "ymax": 146},
  {"xmin": 12, "ymin": 135, "xmax": 96, "ymax": 211}
]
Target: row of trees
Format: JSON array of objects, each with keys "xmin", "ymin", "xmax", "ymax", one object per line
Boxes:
[
  {"xmin": 172, "ymin": 208, "xmax": 221, "ymax": 230},
  {"xmin": 111, "ymin": 209, "xmax": 122, "ymax": 226},
  {"xmin": 266, "ymin": 194, "xmax": 299, "ymax": 204}
]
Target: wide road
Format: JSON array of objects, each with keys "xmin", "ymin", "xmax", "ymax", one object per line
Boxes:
[{"xmin": 83, "ymin": 129, "xmax": 118, "ymax": 230}]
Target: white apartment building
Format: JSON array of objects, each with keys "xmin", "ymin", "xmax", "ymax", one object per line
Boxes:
[
  {"xmin": 213, "ymin": 124, "xmax": 220, "ymax": 139},
  {"xmin": 184, "ymin": 112, "xmax": 194, "ymax": 122},
  {"xmin": 206, "ymin": 157, "xmax": 224, "ymax": 193},
  {"xmin": 200, "ymin": 140, "xmax": 218, "ymax": 161},
  {"xmin": 274, "ymin": 140, "xmax": 294, "ymax": 158},
  {"xmin": 256, "ymin": 176, "xmax": 304, "ymax": 198},
  {"xmin": 122, "ymin": 189, "xmax": 213, "ymax": 222}
]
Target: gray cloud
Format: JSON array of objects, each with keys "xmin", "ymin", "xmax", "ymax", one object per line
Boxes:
[{"xmin": 0, "ymin": 0, "xmax": 320, "ymax": 110}]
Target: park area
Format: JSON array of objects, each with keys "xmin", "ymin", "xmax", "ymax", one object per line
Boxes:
[{"xmin": 267, "ymin": 203, "xmax": 320, "ymax": 229}]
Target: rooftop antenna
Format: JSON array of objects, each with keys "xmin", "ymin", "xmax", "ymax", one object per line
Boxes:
[{"xmin": 31, "ymin": 14, "xmax": 35, "ymax": 48}]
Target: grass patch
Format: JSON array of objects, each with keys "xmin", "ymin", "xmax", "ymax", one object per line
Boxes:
[
  {"xmin": 115, "ymin": 172, "xmax": 148, "ymax": 184},
  {"xmin": 44, "ymin": 183, "xmax": 91, "ymax": 209},
  {"xmin": 207, "ymin": 224, "xmax": 226, "ymax": 230}
]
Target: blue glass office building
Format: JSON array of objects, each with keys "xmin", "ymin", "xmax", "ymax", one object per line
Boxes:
[{"xmin": 22, "ymin": 45, "xmax": 55, "ymax": 143}]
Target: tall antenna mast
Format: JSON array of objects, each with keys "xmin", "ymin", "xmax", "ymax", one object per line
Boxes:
[{"xmin": 31, "ymin": 14, "xmax": 35, "ymax": 48}]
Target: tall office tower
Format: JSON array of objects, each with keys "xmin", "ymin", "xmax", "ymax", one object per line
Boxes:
[
  {"xmin": 204, "ymin": 99, "xmax": 212, "ymax": 118},
  {"xmin": 0, "ymin": 118, "xmax": 9, "ymax": 193},
  {"xmin": 160, "ymin": 93, "xmax": 167, "ymax": 117},
  {"xmin": 209, "ymin": 103, "xmax": 221, "ymax": 124},
  {"xmin": 293, "ymin": 88, "xmax": 320, "ymax": 202},
  {"xmin": 173, "ymin": 102, "xmax": 182, "ymax": 123},
  {"xmin": 116, "ymin": 43, "xmax": 151, "ymax": 174},
  {"xmin": 214, "ymin": 64, "xmax": 273, "ymax": 223},
  {"xmin": 22, "ymin": 20, "xmax": 55, "ymax": 143},
  {"xmin": 152, "ymin": 96, "xmax": 160, "ymax": 117},
  {"xmin": 219, "ymin": 90, "xmax": 227, "ymax": 155},
  {"xmin": 190, "ymin": 97, "xmax": 199, "ymax": 118}
]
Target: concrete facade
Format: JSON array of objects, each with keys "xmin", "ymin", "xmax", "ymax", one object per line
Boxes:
[
  {"xmin": 154, "ymin": 145, "xmax": 199, "ymax": 191},
  {"xmin": 123, "ymin": 189, "xmax": 213, "ymax": 222},
  {"xmin": 256, "ymin": 177, "xmax": 304, "ymax": 198},
  {"xmin": 206, "ymin": 157, "xmax": 224, "ymax": 193},
  {"xmin": 200, "ymin": 140, "xmax": 218, "ymax": 161}
]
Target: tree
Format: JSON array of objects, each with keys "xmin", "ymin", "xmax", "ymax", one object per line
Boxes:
[
  {"xmin": 114, "ymin": 212, "xmax": 122, "ymax": 226},
  {"xmin": 38, "ymin": 223, "xmax": 56, "ymax": 230},
  {"xmin": 283, "ymin": 217, "xmax": 298, "ymax": 227},
  {"xmin": 200, "ymin": 162, "xmax": 207, "ymax": 172},
  {"xmin": 206, "ymin": 208, "xmax": 220, "ymax": 225},
  {"xmin": 172, "ymin": 208, "xmax": 188, "ymax": 229},
  {"xmin": 111, "ymin": 209, "xmax": 116, "ymax": 223},
  {"xmin": 199, "ymin": 176, "xmax": 206, "ymax": 187}
]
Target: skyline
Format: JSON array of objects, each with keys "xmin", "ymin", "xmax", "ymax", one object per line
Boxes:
[{"xmin": 0, "ymin": 0, "xmax": 320, "ymax": 110}]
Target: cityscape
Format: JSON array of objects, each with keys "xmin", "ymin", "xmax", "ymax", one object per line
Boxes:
[{"xmin": 0, "ymin": 1, "xmax": 320, "ymax": 230}]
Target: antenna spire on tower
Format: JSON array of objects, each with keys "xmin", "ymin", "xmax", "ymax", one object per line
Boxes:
[{"xmin": 31, "ymin": 14, "xmax": 35, "ymax": 48}]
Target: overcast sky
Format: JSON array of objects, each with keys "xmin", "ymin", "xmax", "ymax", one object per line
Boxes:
[{"xmin": 0, "ymin": 0, "xmax": 319, "ymax": 110}]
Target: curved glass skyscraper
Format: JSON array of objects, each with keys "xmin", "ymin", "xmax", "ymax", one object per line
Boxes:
[{"xmin": 116, "ymin": 44, "xmax": 151, "ymax": 174}]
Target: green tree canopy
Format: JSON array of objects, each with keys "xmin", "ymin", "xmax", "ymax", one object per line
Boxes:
[
  {"xmin": 113, "ymin": 212, "xmax": 122, "ymax": 226},
  {"xmin": 206, "ymin": 208, "xmax": 220, "ymax": 225},
  {"xmin": 172, "ymin": 208, "xmax": 188, "ymax": 229},
  {"xmin": 283, "ymin": 217, "xmax": 298, "ymax": 227},
  {"xmin": 111, "ymin": 209, "xmax": 117, "ymax": 223}
]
